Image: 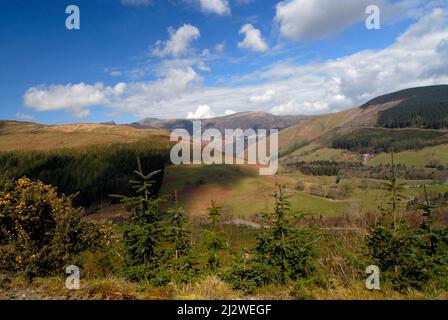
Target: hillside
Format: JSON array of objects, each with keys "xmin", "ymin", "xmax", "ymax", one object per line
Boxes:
[
  {"xmin": 362, "ymin": 85, "xmax": 448, "ymax": 129},
  {"xmin": 0, "ymin": 120, "xmax": 170, "ymax": 151},
  {"xmin": 279, "ymin": 85, "xmax": 448, "ymax": 159},
  {"xmin": 131, "ymin": 111, "xmax": 310, "ymax": 134}
]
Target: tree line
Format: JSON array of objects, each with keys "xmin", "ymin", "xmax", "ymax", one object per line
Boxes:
[
  {"xmin": 331, "ymin": 128, "xmax": 446, "ymax": 153},
  {"xmin": 0, "ymin": 142, "xmax": 170, "ymax": 207}
]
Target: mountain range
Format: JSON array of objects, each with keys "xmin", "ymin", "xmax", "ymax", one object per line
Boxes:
[{"xmin": 1, "ymin": 85, "xmax": 447, "ymax": 156}]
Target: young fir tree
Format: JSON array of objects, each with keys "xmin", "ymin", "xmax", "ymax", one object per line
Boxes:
[
  {"xmin": 256, "ymin": 185, "xmax": 320, "ymax": 285},
  {"xmin": 383, "ymin": 151, "xmax": 405, "ymax": 231},
  {"xmin": 415, "ymin": 185, "xmax": 448, "ymax": 287},
  {"xmin": 111, "ymin": 158, "xmax": 164, "ymax": 281},
  {"xmin": 203, "ymin": 200, "xmax": 228, "ymax": 274},
  {"xmin": 368, "ymin": 151, "xmax": 448, "ymax": 290},
  {"xmin": 366, "ymin": 151, "xmax": 412, "ymax": 288},
  {"xmin": 165, "ymin": 190, "xmax": 198, "ymax": 282}
]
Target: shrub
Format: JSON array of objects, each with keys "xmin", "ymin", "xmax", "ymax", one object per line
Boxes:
[
  {"xmin": 0, "ymin": 176, "xmax": 106, "ymax": 279},
  {"xmin": 338, "ymin": 182, "xmax": 354, "ymax": 199},
  {"xmin": 295, "ymin": 181, "xmax": 305, "ymax": 191}
]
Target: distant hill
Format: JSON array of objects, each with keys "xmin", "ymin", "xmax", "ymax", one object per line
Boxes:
[
  {"xmin": 279, "ymin": 85, "xmax": 448, "ymax": 159},
  {"xmin": 361, "ymin": 85, "xmax": 448, "ymax": 129},
  {"xmin": 0, "ymin": 111, "xmax": 309, "ymax": 152},
  {"xmin": 131, "ymin": 111, "xmax": 311, "ymax": 134},
  {"xmin": 2, "ymin": 85, "xmax": 447, "ymax": 156},
  {"xmin": 0, "ymin": 120, "xmax": 169, "ymax": 151}
]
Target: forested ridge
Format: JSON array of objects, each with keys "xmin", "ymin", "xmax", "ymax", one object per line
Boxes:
[
  {"xmin": 0, "ymin": 141, "xmax": 170, "ymax": 207},
  {"xmin": 361, "ymin": 85, "xmax": 448, "ymax": 129},
  {"xmin": 331, "ymin": 128, "xmax": 447, "ymax": 153}
]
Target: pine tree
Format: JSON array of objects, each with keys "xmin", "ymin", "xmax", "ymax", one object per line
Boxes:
[
  {"xmin": 164, "ymin": 190, "xmax": 198, "ymax": 283},
  {"xmin": 203, "ymin": 200, "xmax": 227, "ymax": 274},
  {"xmin": 256, "ymin": 185, "xmax": 320, "ymax": 284},
  {"xmin": 382, "ymin": 150, "xmax": 405, "ymax": 230},
  {"xmin": 110, "ymin": 158, "xmax": 164, "ymax": 280},
  {"xmin": 168, "ymin": 191, "xmax": 191, "ymax": 259},
  {"xmin": 367, "ymin": 151, "xmax": 416, "ymax": 289}
]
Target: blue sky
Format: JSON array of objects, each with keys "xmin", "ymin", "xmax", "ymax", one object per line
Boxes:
[{"xmin": 1, "ymin": 0, "xmax": 447, "ymax": 124}]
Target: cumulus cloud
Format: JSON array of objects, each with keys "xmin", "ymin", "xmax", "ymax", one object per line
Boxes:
[
  {"xmin": 238, "ymin": 24, "xmax": 268, "ymax": 52},
  {"xmin": 250, "ymin": 90, "xmax": 276, "ymax": 103},
  {"xmin": 187, "ymin": 105, "xmax": 216, "ymax": 119},
  {"xmin": 275, "ymin": 0, "xmax": 375, "ymax": 40},
  {"xmin": 152, "ymin": 24, "xmax": 200, "ymax": 57},
  {"xmin": 23, "ymin": 9, "xmax": 448, "ymax": 118},
  {"xmin": 199, "ymin": 0, "xmax": 231, "ymax": 15},
  {"xmin": 273, "ymin": 0, "xmax": 445, "ymax": 41},
  {"xmin": 23, "ymin": 82, "xmax": 126, "ymax": 118}
]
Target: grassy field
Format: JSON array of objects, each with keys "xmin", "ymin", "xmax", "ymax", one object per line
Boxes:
[
  {"xmin": 369, "ymin": 144, "xmax": 448, "ymax": 167},
  {"xmin": 298, "ymin": 148, "xmax": 360, "ymax": 163},
  {"xmin": 160, "ymin": 165, "xmax": 351, "ymax": 218},
  {"xmin": 159, "ymin": 164, "xmax": 448, "ymax": 220}
]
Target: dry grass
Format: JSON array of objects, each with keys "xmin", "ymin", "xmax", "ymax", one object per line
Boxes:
[
  {"xmin": 176, "ymin": 276, "xmax": 242, "ymax": 300},
  {"xmin": 2, "ymin": 274, "xmax": 448, "ymax": 300},
  {"xmin": 0, "ymin": 120, "xmax": 169, "ymax": 151}
]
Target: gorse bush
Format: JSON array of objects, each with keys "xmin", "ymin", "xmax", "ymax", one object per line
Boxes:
[{"xmin": 0, "ymin": 176, "xmax": 108, "ymax": 280}]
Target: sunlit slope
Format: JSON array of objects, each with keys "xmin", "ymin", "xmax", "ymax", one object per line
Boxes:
[
  {"xmin": 279, "ymin": 85, "xmax": 448, "ymax": 160},
  {"xmin": 0, "ymin": 121, "xmax": 170, "ymax": 151},
  {"xmin": 160, "ymin": 164, "xmax": 349, "ymax": 218},
  {"xmin": 368, "ymin": 144, "xmax": 448, "ymax": 167}
]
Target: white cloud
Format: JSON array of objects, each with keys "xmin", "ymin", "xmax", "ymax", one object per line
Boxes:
[
  {"xmin": 275, "ymin": 0, "xmax": 375, "ymax": 40},
  {"xmin": 215, "ymin": 41, "xmax": 226, "ymax": 53},
  {"xmin": 250, "ymin": 90, "xmax": 276, "ymax": 103},
  {"xmin": 187, "ymin": 105, "xmax": 216, "ymax": 119},
  {"xmin": 224, "ymin": 109, "xmax": 236, "ymax": 116},
  {"xmin": 23, "ymin": 9, "xmax": 448, "ymax": 119},
  {"xmin": 199, "ymin": 0, "xmax": 231, "ymax": 15},
  {"xmin": 23, "ymin": 82, "xmax": 126, "ymax": 118},
  {"xmin": 273, "ymin": 0, "xmax": 446, "ymax": 41},
  {"xmin": 271, "ymin": 100, "xmax": 329, "ymax": 115},
  {"xmin": 15, "ymin": 112, "xmax": 34, "ymax": 121},
  {"xmin": 238, "ymin": 24, "xmax": 268, "ymax": 53},
  {"xmin": 120, "ymin": 0, "xmax": 152, "ymax": 6},
  {"xmin": 152, "ymin": 24, "xmax": 200, "ymax": 57}
]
